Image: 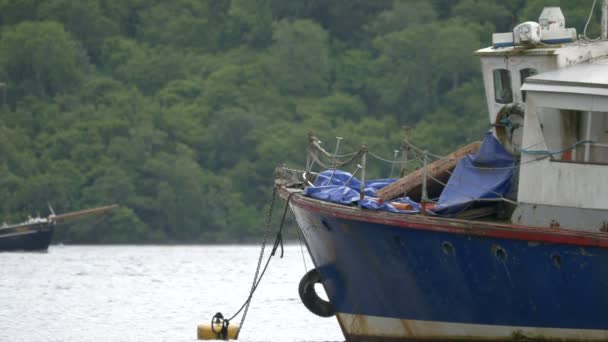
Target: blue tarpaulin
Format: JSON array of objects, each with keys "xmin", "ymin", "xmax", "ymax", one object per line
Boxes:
[
  {"xmin": 303, "ymin": 170, "xmax": 420, "ymax": 213},
  {"xmin": 303, "ymin": 133, "xmax": 514, "ymax": 216},
  {"xmin": 432, "ymin": 133, "xmax": 515, "ymax": 215}
]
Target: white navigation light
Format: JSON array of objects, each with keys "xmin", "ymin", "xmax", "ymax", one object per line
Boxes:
[
  {"xmin": 539, "ymin": 7, "xmax": 565, "ymax": 30},
  {"xmin": 491, "ymin": 6, "xmax": 576, "ymax": 48},
  {"xmin": 514, "ymin": 22, "xmax": 541, "ymax": 46}
]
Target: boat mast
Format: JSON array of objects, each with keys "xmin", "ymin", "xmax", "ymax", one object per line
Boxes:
[{"xmin": 50, "ymin": 204, "xmax": 119, "ymax": 223}]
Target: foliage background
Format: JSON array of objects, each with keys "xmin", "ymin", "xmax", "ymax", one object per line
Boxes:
[{"xmin": 0, "ymin": 0, "xmax": 600, "ymax": 242}]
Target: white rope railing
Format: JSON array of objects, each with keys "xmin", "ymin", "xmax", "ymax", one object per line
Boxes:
[{"xmin": 303, "ymin": 132, "xmax": 548, "ymax": 215}]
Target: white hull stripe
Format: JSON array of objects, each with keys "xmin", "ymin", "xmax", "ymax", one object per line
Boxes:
[
  {"xmin": 337, "ymin": 313, "xmax": 608, "ymax": 340},
  {"xmin": 0, "ymin": 230, "xmax": 39, "ymax": 238}
]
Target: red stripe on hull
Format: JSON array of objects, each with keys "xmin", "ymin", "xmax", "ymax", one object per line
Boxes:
[{"xmin": 282, "ymin": 189, "xmax": 608, "ymax": 248}]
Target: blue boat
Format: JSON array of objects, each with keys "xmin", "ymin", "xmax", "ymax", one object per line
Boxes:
[{"xmin": 276, "ymin": 6, "xmax": 608, "ymax": 341}]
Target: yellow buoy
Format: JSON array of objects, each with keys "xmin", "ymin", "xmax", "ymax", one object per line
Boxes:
[{"xmin": 197, "ymin": 322, "xmax": 239, "ymax": 340}]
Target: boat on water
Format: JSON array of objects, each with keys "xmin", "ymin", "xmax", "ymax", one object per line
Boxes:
[
  {"xmin": 0, "ymin": 204, "xmax": 118, "ymax": 251},
  {"xmin": 275, "ymin": 6, "xmax": 608, "ymax": 341}
]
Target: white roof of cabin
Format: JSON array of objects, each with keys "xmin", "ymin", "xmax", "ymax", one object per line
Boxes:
[
  {"xmin": 475, "ymin": 45, "xmax": 560, "ymax": 56},
  {"xmin": 521, "ymin": 57, "xmax": 608, "ymax": 96}
]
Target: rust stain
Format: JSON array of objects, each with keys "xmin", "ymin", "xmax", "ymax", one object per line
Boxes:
[
  {"xmin": 340, "ymin": 222, "xmax": 350, "ymax": 233},
  {"xmin": 398, "ymin": 318, "xmax": 415, "ymax": 337},
  {"xmin": 349, "ymin": 314, "xmax": 369, "ymax": 335},
  {"xmin": 335, "ymin": 314, "xmax": 350, "ymax": 341},
  {"xmin": 345, "ymin": 332, "xmax": 596, "ymax": 341},
  {"xmin": 549, "ymin": 220, "xmax": 560, "ymax": 229}
]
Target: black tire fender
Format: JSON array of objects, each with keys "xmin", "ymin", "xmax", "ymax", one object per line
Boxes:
[{"xmin": 298, "ymin": 268, "xmax": 335, "ymax": 317}]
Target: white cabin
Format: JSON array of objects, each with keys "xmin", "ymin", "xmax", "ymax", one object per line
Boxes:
[
  {"xmin": 513, "ymin": 60, "xmax": 608, "ymax": 231},
  {"xmin": 475, "ymin": 7, "xmax": 608, "ymax": 231}
]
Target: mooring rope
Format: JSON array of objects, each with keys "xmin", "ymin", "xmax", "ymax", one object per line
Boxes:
[{"xmin": 519, "ymin": 140, "xmax": 594, "ymax": 156}]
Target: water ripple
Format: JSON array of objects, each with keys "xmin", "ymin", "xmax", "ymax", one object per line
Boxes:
[{"xmin": 0, "ymin": 245, "xmax": 343, "ymax": 342}]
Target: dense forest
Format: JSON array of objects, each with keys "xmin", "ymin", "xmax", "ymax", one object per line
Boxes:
[{"xmin": 0, "ymin": 0, "xmax": 602, "ymax": 243}]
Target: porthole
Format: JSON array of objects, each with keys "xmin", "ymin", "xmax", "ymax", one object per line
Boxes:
[
  {"xmin": 441, "ymin": 241, "xmax": 454, "ymax": 256},
  {"xmin": 492, "ymin": 245, "xmax": 508, "ymax": 261},
  {"xmin": 551, "ymin": 253, "xmax": 562, "ymax": 268},
  {"xmin": 321, "ymin": 219, "xmax": 331, "ymax": 231}
]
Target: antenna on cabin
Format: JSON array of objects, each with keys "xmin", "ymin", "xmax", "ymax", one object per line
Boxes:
[
  {"xmin": 48, "ymin": 203, "xmax": 56, "ymax": 220},
  {"xmin": 602, "ymin": 0, "xmax": 608, "ymax": 40}
]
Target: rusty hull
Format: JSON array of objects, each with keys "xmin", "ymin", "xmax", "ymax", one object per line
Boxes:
[
  {"xmin": 336, "ymin": 314, "xmax": 608, "ymax": 341},
  {"xmin": 278, "ymin": 186, "xmax": 608, "ymax": 342}
]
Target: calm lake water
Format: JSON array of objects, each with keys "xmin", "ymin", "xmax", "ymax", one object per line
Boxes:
[{"xmin": 0, "ymin": 245, "xmax": 344, "ymax": 342}]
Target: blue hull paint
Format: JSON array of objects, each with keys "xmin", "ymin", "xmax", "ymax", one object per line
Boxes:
[{"xmin": 290, "ymin": 199, "xmax": 608, "ymax": 331}]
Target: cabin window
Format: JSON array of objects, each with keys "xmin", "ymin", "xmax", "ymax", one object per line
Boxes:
[
  {"xmin": 520, "ymin": 68, "xmax": 538, "ymax": 102},
  {"xmin": 570, "ymin": 111, "xmax": 608, "ymax": 164},
  {"xmin": 493, "ymin": 69, "xmax": 513, "ymax": 104},
  {"xmin": 540, "ymin": 109, "xmax": 608, "ymax": 164}
]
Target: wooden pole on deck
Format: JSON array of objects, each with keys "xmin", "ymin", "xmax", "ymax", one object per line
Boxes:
[
  {"xmin": 376, "ymin": 141, "xmax": 481, "ymax": 202},
  {"xmin": 359, "ymin": 145, "xmax": 368, "ymax": 206},
  {"xmin": 421, "ymin": 151, "xmax": 429, "ymax": 216}
]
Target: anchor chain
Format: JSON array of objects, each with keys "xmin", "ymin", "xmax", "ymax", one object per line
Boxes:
[
  {"xmin": 233, "ymin": 187, "xmax": 278, "ymax": 337},
  {"xmin": 208, "ymin": 187, "xmax": 278, "ymax": 339},
  {"xmin": 208, "ymin": 187, "xmax": 295, "ymax": 340}
]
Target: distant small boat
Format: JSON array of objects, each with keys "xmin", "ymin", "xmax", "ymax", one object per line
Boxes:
[{"xmin": 0, "ymin": 204, "xmax": 118, "ymax": 251}]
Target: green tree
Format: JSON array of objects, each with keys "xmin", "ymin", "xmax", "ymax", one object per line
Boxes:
[
  {"xmin": 153, "ymin": 148, "xmax": 206, "ymax": 240},
  {"xmin": 0, "ymin": 21, "xmax": 89, "ymax": 100},
  {"xmin": 0, "ymin": 0, "xmax": 41, "ymax": 26},
  {"xmin": 270, "ymin": 0, "xmax": 391, "ymax": 42},
  {"xmin": 366, "ymin": 0, "xmax": 437, "ymax": 36},
  {"xmin": 228, "ymin": 0, "xmax": 273, "ymax": 48},
  {"xmin": 333, "ymin": 49, "xmax": 373, "ymax": 98},
  {"xmin": 452, "ymin": 0, "xmax": 512, "ymax": 32},
  {"xmin": 37, "ymin": 0, "xmax": 119, "ymax": 63},
  {"xmin": 137, "ymin": 0, "xmax": 232, "ymax": 51},
  {"xmin": 200, "ymin": 106, "xmax": 261, "ymax": 170},
  {"xmin": 270, "ymin": 19, "xmax": 330, "ymax": 97},
  {"xmin": 433, "ymin": 21, "xmax": 482, "ymax": 90},
  {"xmin": 101, "ymin": 38, "xmax": 190, "ymax": 95},
  {"xmin": 0, "ymin": 0, "xmax": 534, "ymax": 243},
  {"xmin": 370, "ymin": 24, "xmax": 441, "ymax": 122}
]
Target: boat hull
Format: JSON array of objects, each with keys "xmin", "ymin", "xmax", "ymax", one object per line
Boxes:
[
  {"xmin": 284, "ymin": 189, "xmax": 608, "ymax": 341},
  {"xmin": 0, "ymin": 223, "xmax": 54, "ymax": 251}
]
